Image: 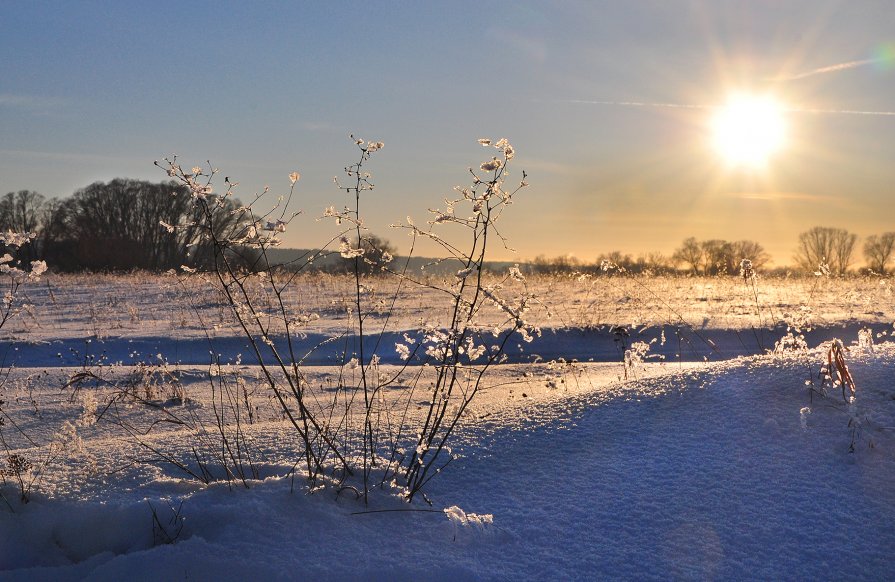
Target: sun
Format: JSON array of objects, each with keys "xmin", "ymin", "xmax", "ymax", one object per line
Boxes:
[{"xmin": 711, "ymin": 93, "xmax": 787, "ymax": 168}]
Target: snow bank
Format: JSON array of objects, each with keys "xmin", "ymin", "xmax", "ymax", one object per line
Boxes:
[{"xmin": 3, "ymin": 344, "xmax": 893, "ymax": 580}]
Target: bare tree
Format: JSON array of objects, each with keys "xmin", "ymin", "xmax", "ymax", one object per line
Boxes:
[
  {"xmin": 864, "ymin": 232, "xmax": 895, "ymax": 274},
  {"xmin": 701, "ymin": 239, "xmax": 733, "ymax": 275},
  {"xmin": 0, "ymin": 190, "xmax": 47, "ymax": 263},
  {"xmin": 530, "ymin": 254, "xmax": 581, "ymax": 274},
  {"xmin": 729, "ymin": 240, "xmax": 771, "ymax": 271},
  {"xmin": 672, "ymin": 237, "xmax": 703, "ymax": 274},
  {"xmin": 832, "ymin": 230, "xmax": 858, "ymax": 275},
  {"xmin": 794, "ymin": 226, "xmax": 857, "ymax": 275},
  {"xmin": 0, "ymin": 190, "xmax": 45, "ymax": 233},
  {"xmin": 673, "ymin": 237, "xmax": 770, "ymax": 275},
  {"xmin": 60, "ymin": 179, "xmax": 191, "ymax": 269},
  {"xmin": 37, "ymin": 198, "xmax": 71, "ymax": 264},
  {"xmin": 640, "ymin": 251, "xmax": 671, "ymax": 273}
]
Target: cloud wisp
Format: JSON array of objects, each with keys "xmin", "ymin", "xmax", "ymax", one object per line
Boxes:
[
  {"xmin": 768, "ymin": 59, "xmax": 877, "ymax": 82},
  {"xmin": 0, "ymin": 93, "xmax": 65, "ymax": 112},
  {"xmin": 562, "ymin": 98, "xmax": 895, "ymax": 117}
]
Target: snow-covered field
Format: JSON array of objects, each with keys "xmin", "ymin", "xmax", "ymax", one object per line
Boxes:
[{"xmin": 1, "ymin": 272, "xmax": 894, "ymax": 580}]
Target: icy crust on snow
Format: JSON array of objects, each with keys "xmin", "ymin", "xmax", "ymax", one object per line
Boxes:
[{"xmin": 2, "ymin": 345, "xmax": 894, "ymax": 580}]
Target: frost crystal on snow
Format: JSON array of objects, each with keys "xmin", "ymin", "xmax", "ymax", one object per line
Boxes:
[
  {"xmin": 395, "ymin": 343, "xmax": 411, "ymax": 360},
  {"xmin": 857, "ymin": 327, "xmax": 874, "ymax": 351},
  {"xmin": 444, "ymin": 505, "xmax": 494, "ymax": 529}
]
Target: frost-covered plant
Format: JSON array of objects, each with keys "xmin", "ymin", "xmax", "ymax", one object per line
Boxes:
[
  {"xmin": 822, "ymin": 339, "xmax": 856, "ymax": 403},
  {"xmin": 328, "ymin": 136, "xmax": 392, "ymax": 500},
  {"xmin": 773, "ymin": 331, "xmax": 809, "ymax": 355},
  {"xmin": 624, "ymin": 339, "xmax": 660, "ymax": 379},
  {"xmin": 0, "ymin": 423, "xmax": 82, "ymax": 506},
  {"xmin": 382, "ymin": 137, "xmax": 537, "ymax": 501},
  {"xmin": 1, "ymin": 453, "xmax": 33, "ymax": 504},
  {"xmin": 444, "ymin": 504, "xmax": 494, "ymax": 540},
  {"xmin": 857, "ymin": 327, "xmax": 874, "ymax": 352},
  {"xmin": 739, "ymin": 257, "xmax": 768, "ymax": 351},
  {"xmin": 153, "ymin": 137, "xmax": 535, "ymax": 503},
  {"xmin": 0, "ymin": 233, "xmax": 48, "ymax": 506},
  {"xmin": 126, "ymin": 355, "xmax": 185, "ymax": 403},
  {"xmin": 149, "ymin": 500, "xmax": 186, "ymax": 546},
  {"xmin": 0, "ymin": 231, "xmax": 47, "ymax": 330},
  {"xmin": 803, "ymin": 338, "xmax": 873, "ymax": 452},
  {"xmin": 155, "ymin": 155, "xmax": 347, "ymax": 484},
  {"xmin": 94, "ymin": 327, "xmax": 267, "ymax": 488}
]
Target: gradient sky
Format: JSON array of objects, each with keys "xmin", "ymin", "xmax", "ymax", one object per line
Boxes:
[{"xmin": 2, "ymin": 1, "xmax": 894, "ymax": 266}]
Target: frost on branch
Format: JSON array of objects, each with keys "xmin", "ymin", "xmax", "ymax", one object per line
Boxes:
[
  {"xmin": 0, "ymin": 235, "xmax": 47, "ymax": 284},
  {"xmin": 339, "ymin": 236, "xmax": 365, "ymax": 259},
  {"xmin": 0, "ymin": 231, "xmax": 36, "ymax": 248},
  {"xmin": 0, "ymin": 232, "xmax": 47, "ymax": 329},
  {"xmin": 154, "ymin": 156, "xmax": 299, "ymax": 256}
]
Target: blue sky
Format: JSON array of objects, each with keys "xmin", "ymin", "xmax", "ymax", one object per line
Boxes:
[{"xmin": 2, "ymin": 1, "xmax": 894, "ymax": 265}]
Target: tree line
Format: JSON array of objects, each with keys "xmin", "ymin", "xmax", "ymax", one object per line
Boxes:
[
  {"xmin": 2, "ymin": 182, "xmax": 893, "ymax": 275},
  {"xmin": 0, "ymin": 181, "xmax": 396, "ymax": 273},
  {"xmin": 529, "ymin": 239, "xmax": 771, "ymax": 276},
  {"xmin": 0, "ymin": 181, "xmax": 243, "ymax": 271},
  {"xmin": 529, "ymin": 227, "xmax": 895, "ymax": 276}
]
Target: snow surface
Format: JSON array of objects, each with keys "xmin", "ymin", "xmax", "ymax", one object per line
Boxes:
[{"xmin": 1, "ymin": 273, "xmax": 894, "ymax": 580}]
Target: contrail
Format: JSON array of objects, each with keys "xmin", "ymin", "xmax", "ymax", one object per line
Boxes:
[
  {"xmin": 566, "ymin": 99, "xmax": 709, "ymax": 110},
  {"xmin": 793, "ymin": 107, "xmax": 895, "ymax": 116},
  {"xmin": 564, "ymin": 99, "xmax": 895, "ymax": 117},
  {"xmin": 769, "ymin": 59, "xmax": 877, "ymax": 81}
]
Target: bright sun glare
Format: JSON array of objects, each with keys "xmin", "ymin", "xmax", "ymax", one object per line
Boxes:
[{"xmin": 711, "ymin": 94, "xmax": 787, "ymax": 168}]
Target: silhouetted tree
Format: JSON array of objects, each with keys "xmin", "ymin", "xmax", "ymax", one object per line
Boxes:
[
  {"xmin": 56, "ymin": 179, "xmax": 195, "ymax": 270},
  {"xmin": 639, "ymin": 251, "xmax": 671, "ymax": 273},
  {"xmin": 701, "ymin": 239, "xmax": 732, "ymax": 275},
  {"xmin": 794, "ymin": 226, "xmax": 857, "ymax": 275},
  {"xmin": 863, "ymin": 232, "xmax": 895, "ymax": 274},
  {"xmin": 0, "ymin": 190, "xmax": 45, "ymax": 233},
  {"xmin": 0, "ymin": 190, "xmax": 47, "ymax": 263},
  {"xmin": 729, "ymin": 240, "xmax": 771, "ymax": 271},
  {"xmin": 672, "ymin": 237, "xmax": 703, "ymax": 274},
  {"xmin": 672, "ymin": 237, "xmax": 770, "ymax": 275},
  {"xmin": 530, "ymin": 254, "xmax": 582, "ymax": 274},
  {"xmin": 38, "ymin": 198, "xmax": 76, "ymax": 268}
]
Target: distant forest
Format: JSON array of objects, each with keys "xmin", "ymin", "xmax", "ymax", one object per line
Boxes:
[{"xmin": 3, "ymin": 180, "xmax": 892, "ymax": 275}]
